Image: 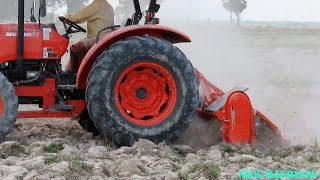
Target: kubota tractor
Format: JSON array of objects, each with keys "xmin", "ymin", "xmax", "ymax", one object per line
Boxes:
[{"xmin": 0, "ymin": 0, "xmax": 283, "ymax": 147}]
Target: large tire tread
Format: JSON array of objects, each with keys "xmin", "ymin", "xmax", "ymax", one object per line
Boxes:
[
  {"xmin": 0, "ymin": 73, "xmax": 18, "ymax": 141},
  {"xmin": 86, "ymin": 35, "xmax": 199, "ymax": 146},
  {"xmin": 78, "ymin": 108, "xmax": 101, "ymax": 136}
]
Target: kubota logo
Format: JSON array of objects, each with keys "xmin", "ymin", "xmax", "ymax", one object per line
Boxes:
[{"xmin": 5, "ymin": 32, "xmax": 39, "ymax": 37}]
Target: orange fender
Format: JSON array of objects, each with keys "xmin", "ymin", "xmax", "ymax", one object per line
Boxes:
[{"xmin": 76, "ymin": 25, "xmax": 191, "ymax": 89}]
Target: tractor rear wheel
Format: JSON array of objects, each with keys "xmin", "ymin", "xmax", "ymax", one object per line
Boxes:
[
  {"xmin": 0, "ymin": 72, "xmax": 18, "ymax": 141},
  {"xmin": 86, "ymin": 35, "xmax": 199, "ymax": 146}
]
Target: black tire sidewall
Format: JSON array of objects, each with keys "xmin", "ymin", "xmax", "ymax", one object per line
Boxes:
[
  {"xmin": 78, "ymin": 108, "xmax": 101, "ymax": 136},
  {"xmin": 86, "ymin": 36, "xmax": 199, "ymax": 145},
  {"xmin": 0, "ymin": 73, "xmax": 18, "ymax": 140}
]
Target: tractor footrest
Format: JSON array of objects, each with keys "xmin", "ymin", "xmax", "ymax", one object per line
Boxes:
[
  {"xmin": 50, "ymin": 103, "xmax": 75, "ymax": 111},
  {"xmin": 58, "ymin": 85, "xmax": 76, "ymax": 90}
]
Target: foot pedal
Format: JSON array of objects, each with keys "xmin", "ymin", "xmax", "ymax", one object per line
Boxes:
[{"xmin": 50, "ymin": 103, "xmax": 75, "ymax": 111}]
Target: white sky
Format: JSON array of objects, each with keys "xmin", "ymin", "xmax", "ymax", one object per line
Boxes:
[{"xmin": 108, "ymin": 0, "xmax": 320, "ymax": 22}]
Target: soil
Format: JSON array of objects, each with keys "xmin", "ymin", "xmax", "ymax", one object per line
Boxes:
[{"xmin": 1, "ymin": 117, "xmax": 319, "ymax": 180}]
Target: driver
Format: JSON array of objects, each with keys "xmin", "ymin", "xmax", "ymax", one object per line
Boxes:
[{"xmin": 64, "ymin": 0, "xmax": 114, "ymax": 71}]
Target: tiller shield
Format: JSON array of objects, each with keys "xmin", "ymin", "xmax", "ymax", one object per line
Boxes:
[{"xmin": 195, "ymin": 69, "xmax": 283, "ymax": 147}]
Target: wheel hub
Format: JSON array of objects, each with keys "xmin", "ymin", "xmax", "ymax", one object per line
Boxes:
[
  {"xmin": 115, "ymin": 62, "xmax": 177, "ymax": 126},
  {"xmin": 136, "ymin": 88, "xmax": 147, "ymax": 99}
]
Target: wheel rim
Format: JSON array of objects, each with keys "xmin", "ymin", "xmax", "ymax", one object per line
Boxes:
[
  {"xmin": 0, "ymin": 96, "xmax": 3, "ymax": 118},
  {"xmin": 115, "ymin": 62, "xmax": 177, "ymax": 126}
]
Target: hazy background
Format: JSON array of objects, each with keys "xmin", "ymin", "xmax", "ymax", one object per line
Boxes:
[
  {"xmin": 156, "ymin": 0, "xmax": 320, "ymax": 22},
  {"xmin": 2, "ymin": 0, "xmax": 320, "ymax": 22},
  {"xmin": 1, "ymin": 0, "xmax": 320, "ymax": 144}
]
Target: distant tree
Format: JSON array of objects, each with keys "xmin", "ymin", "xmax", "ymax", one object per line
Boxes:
[{"xmin": 222, "ymin": 0, "xmax": 247, "ymax": 25}]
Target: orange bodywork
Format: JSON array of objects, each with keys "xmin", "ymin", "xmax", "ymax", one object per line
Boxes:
[
  {"xmin": 0, "ymin": 23, "xmax": 72, "ymax": 119},
  {"xmin": 0, "ymin": 23, "xmax": 68, "ymax": 63},
  {"xmin": 76, "ymin": 25, "xmax": 191, "ymax": 89},
  {"xmin": 15, "ymin": 78, "xmax": 86, "ymax": 120}
]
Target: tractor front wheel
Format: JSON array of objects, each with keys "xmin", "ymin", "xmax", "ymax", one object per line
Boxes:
[
  {"xmin": 0, "ymin": 72, "xmax": 18, "ymax": 141},
  {"xmin": 86, "ymin": 36, "xmax": 199, "ymax": 146}
]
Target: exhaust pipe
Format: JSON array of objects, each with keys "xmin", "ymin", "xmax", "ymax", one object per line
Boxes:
[{"xmin": 17, "ymin": 0, "xmax": 24, "ymax": 71}]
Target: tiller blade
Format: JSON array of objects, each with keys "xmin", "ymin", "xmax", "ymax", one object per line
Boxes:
[{"xmin": 195, "ymin": 69, "xmax": 283, "ymax": 148}]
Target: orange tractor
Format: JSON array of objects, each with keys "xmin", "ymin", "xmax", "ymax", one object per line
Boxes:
[{"xmin": 0, "ymin": 0, "xmax": 283, "ymax": 147}]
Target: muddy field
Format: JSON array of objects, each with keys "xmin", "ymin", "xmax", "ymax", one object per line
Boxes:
[
  {"xmin": 1, "ymin": 23, "xmax": 320, "ymax": 179},
  {"xmin": 1, "ymin": 118, "xmax": 319, "ymax": 180}
]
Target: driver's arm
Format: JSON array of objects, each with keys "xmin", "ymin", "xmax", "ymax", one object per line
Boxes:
[{"xmin": 66, "ymin": 3, "xmax": 99, "ymax": 24}]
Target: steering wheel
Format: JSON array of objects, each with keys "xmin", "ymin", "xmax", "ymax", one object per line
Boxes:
[{"xmin": 58, "ymin": 16, "xmax": 87, "ymax": 35}]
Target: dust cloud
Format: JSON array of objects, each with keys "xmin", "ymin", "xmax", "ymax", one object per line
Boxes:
[
  {"xmin": 166, "ymin": 21, "xmax": 320, "ymax": 146},
  {"xmin": 153, "ymin": 0, "xmax": 320, "ymax": 146},
  {"xmin": 106, "ymin": 1, "xmax": 320, "ymax": 146}
]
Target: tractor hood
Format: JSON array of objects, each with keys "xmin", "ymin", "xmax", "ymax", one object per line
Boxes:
[{"xmin": 0, "ymin": 23, "xmax": 68, "ymax": 63}]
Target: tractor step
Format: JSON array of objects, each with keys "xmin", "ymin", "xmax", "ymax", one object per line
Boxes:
[
  {"xmin": 57, "ymin": 85, "xmax": 76, "ymax": 90},
  {"xmin": 50, "ymin": 103, "xmax": 75, "ymax": 111},
  {"xmin": 18, "ymin": 100, "xmax": 86, "ymax": 120}
]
